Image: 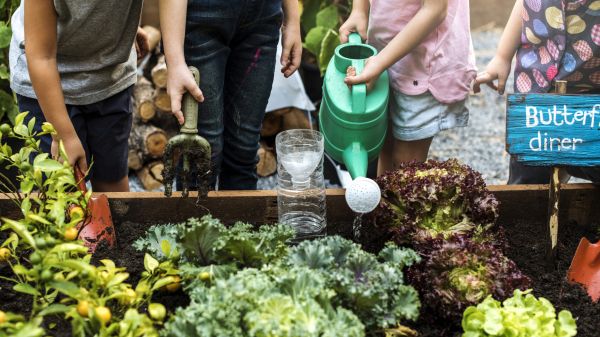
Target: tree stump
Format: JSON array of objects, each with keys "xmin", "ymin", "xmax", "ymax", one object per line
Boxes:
[
  {"xmin": 137, "ymin": 161, "xmax": 164, "ymax": 190},
  {"xmin": 257, "ymin": 142, "xmax": 277, "ymax": 177},
  {"xmin": 129, "ymin": 120, "xmax": 168, "ymax": 162}
]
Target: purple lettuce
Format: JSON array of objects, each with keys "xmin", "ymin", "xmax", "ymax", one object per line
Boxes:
[
  {"xmin": 368, "ymin": 159, "xmax": 500, "ymax": 245},
  {"xmin": 407, "ymin": 235, "xmax": 531, "ymax": 320}
]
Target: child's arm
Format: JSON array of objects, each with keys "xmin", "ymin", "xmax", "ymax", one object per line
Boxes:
[
  {"xmin": 339, "ymin": 0, "xmax": 370, "ymax": 43},
  {"xmin": 344, "ymin": 0, "xmax": 449, "ymax": 89},
  {"xmin": 281, "ymin": 0, "xmax": 302, "ymax": 78},
  {"xmin": 24, "ymin": 0, "xmax": 87, "ymax": 171},
  {"xmin": 473, "ymin": 0, "xmax": 523, "ymax": 95},
  {"xmin": 159, "ymin": 0, "xmax": 204, "ymax": 125}
]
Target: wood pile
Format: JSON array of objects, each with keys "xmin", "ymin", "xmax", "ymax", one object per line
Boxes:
[{"xmin": 129, "ymin": 26, "xmax": 316, "ymax": 190}]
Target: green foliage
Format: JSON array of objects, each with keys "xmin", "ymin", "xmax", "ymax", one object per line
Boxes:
[
  {"xmin": 286, "ymin": 237, "xmax": 421, "ymax": 331},
  {"xmin": 163, "ymin": 267, "xmax": 365, "ymax": 337},
  {"xmin": 0, "ymin": 114, "xmax": 161, "ymax": 336},
  {"xmin": 461, "ymin": 290, "xmax": 577, "ymax": 337},
  {"xmin": 301, "ymin": 0, "xmax": 351, "ymax": 75},
  {"xmin": 0, "ymin": 313, "xmax": 45, "ymax": 337},
  {"xmin": 0, "ymin": 1, "xmax": 19, "ymax": 124}
]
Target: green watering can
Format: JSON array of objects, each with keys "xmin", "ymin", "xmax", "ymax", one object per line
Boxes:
[{"xmin": 319, "ymin": 33, "xmax": 389, "ymax": 213}]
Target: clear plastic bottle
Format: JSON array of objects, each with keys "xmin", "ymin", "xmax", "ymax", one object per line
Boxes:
[{"xmin": 276, "ymin": 130, "xmax": 327, "ymax": 240}]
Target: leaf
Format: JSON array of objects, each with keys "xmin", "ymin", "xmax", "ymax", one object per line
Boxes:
[
  {"xmin": 38, "ymin": 304, "xmax": 70, "ymax": 316},
  {"xmin": 319, "ymin": 29, "xmax": 339, "ymax": 75},
  {"xmin": 3, "ymin": 217, "xmax": 36, "ymax": 248},
  {"xmin": 0, "ymin": 89, "xmax": 16, "ymax": 122},
  {"xmin": 150, "ymin": 275, "xmax": 178, "ymax": 292},
  {"xmin": 300, "ymin": 0, "xmax": 321, "ymax": 32},
  {"xmin": 144, "ymin": 253, "xmax": 159, "ymax": 273},
  {"xmin": 0, "ymin": 25, "xmax": 11, "ymax": 49},
  {"xmin": 48, "ymin": 280, "xmax": 80, "ymax": 298},
  {"xmin": 13, "ymin": 282, "xmax": 41, "ymax": 296},
  {"xmin": 304, "ymin": 26, "xmax": 328, "ymax": 57},
  {"xmin": 35, "ymin": 158, "xmax": 63, "ymax": 172},
  {"xmin": 14, "ymin": 111, "xmax": 27, "ymax": 127},
  {"xmin": 160, "ymin": 239, "xmax": 171, "ymax": 257},
  {"xmin": 0, "ymin": 64, "xmax": 8, "ymax": 80},
  {"xmin": 13, "ymin": 123, "xmax": 28, "ymax": 136},
  {"xmin": 20, "ymin": 180, "xmax": 34, "ymax": 194},
  {"xmin": 106, "ymin": 272, "xmax": 129, "ymax": 288},
  {"xmin": 316, "ymin": 5, "xmax": 339, "ymax": 30}
]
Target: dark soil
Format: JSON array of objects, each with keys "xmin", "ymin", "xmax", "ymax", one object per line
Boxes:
[{"xmin": 503, "ymin": 220, "xmax": 600, "ymax": 337}]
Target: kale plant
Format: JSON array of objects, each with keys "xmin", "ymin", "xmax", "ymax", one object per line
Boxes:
[
  {"xmin": 285, "ymin": 236, "xmax": 421, "ymax": 332},
  {"xmin": 162, "ymin": 267, "xmax": 365, "ymax": 337}
]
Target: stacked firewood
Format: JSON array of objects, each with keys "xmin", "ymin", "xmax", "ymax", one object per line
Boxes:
[
  {"xmin": 129, "ymin": 26, "xmax": 179, "ymax": 191},
  {"xmin": 129, "ymin": 27, "xmax": 315, "ymax": 190}
]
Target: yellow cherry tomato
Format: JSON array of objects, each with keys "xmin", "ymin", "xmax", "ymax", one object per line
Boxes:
[
  {"xmin": 199, "ymin": 271, "xmax": 211, "ymax": 281},
  {"xmin": 95, "ymin": 306, "xmax": 111, "ymax": 325},
  {"xmin": 64, "ymin": 227, "xmax": 79, "ymax": 241},
  {"xmin": 165, "ymin": 276, "xmax": 181, "ymax": 292},
  {"xmin": 69, "ymin": 206, "xmax": 85, "ymax": 221},
  {"xmin": 0, "ymin": 310, "xmax": 6, "ymax": 324},
  {"xmin": 0, "ymin": 248, "xmax": 10, "ymax": 262},
  {"xmin": 77, "ymin": 300, "xmax": 90, "ymax": 317}
]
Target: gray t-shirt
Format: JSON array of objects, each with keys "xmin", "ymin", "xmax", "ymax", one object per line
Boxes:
[{"xmin": 9, "ymin": 0, "xmax": 143, "ymax": 105}]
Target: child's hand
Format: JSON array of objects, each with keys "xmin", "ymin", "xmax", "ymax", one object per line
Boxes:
[
  {"xmin": 135, "ymin": 27, "xmax": 150, "ymax": 61},
  {"xmin": 473, "ymin": 56, "xmax": 512, "ymax": 95},
  {"xmin": 53, "ymin": 135, "xmax": 88, "ymax": 173},
  {"xmin": 339, "ymin": 11, "xmax": 368, "ymax": 43},
  {"xmin": 344, "ymin": 57, "xmax": 383, "ymax": 91},
  {"xmin": 166, "ymin": 64, "xmax": 205, "ymax": 125},
  {"xmin": 281, "ymin": 20, "xmax": 302, "ymax": 78}
]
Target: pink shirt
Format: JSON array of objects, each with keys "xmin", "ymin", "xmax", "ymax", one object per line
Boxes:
[{"xmin": 368, "ymin": 0, "xmax": 476, "ymax": 104}]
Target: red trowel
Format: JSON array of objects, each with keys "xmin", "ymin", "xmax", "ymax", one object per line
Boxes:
[
  {"xmin": 74, "ymin": 166, "xmax": 116, "ymax": 252},
  {"xmin": 568, "ymin": 238, "xmax": 600, "ymax": 302}
]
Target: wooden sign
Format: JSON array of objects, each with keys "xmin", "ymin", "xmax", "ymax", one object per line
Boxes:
[{"xmin": 507, "ymin": 93, "xmax": 600, "ymax": 166}]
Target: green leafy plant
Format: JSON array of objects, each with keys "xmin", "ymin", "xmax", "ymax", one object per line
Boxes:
[
  {"xmin": 163, "ymin": 267, "xmax": 366, "ymax": 337},
  {"xmin": 461, "ymin": 289, "xmax": 577, "ymax": 337},
  {"xmin": 0, "ymin": 1, "xmax": 19, "ymax": 124},
  {"xmin": 0, "ymin": 312, "xmax": 45, "ymax": 337},
  {"xmin": 301, "ymin": 0, "xmax": 351, "ymax": 74},
  {"xmin": 0, "ymin": 113, "xmax": 162, "ymax": 336},
  {"xmin": 285, "ymin": 237, "xmax": 421, "ymax": 333}
]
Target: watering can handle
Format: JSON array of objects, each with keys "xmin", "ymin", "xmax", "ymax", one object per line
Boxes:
[
  {"xmin": 180, "ymin": 67, "xmax": 200, "ymax": 135},
  {"xmin": 351, "ymin": 59, "xmax": 367, "ymax": 114},
  {"xmin": 348, "ymin": 32, "xmax": 363, "ymax": 45}
]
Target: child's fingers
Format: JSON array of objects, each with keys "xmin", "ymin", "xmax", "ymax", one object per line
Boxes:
[
  {"xmin": 497, "ymin": 77, "xmax": 507, "ymax": 95},
  {"xmin": 169, "ymin": 93, "xmax": 184, "ymax": 125},
  {"xmin": 188, "ymin": 84, "xmax": 205, "ymax": 103},
  {"xmin": 76, "ymin": 158, "xmax": 89, "ymax": 177}
]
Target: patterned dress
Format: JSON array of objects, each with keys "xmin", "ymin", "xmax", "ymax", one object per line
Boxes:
[{"xmin": 515, "ymin": 0, "xmax": 600, "ymax": 93}]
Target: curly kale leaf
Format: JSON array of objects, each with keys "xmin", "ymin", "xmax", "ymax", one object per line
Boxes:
[
  {"xmin": 133, "ymin": 224, "xmax": 181, "ymax": 261},
  {"xmin": 163, "ymin": 267, "xmax": 365, "ymax": 337},
  {"xmin": 286, "ymin": 236, "xmax": 421, "ymax": 330}
]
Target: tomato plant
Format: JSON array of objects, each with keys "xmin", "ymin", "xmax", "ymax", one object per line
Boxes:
[{"xmin": 0, "ymin": 0, "xmax": 19, "ymax": 125}]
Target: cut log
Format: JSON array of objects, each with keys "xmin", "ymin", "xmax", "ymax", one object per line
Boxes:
[
  {"xmin": 129, "ymin": 122, "xmax": 168, "ymax": 162},
  {"xmin": 153, "ymin": 88, "xmax": 171, "ymax": 113},
  {"xmin": 137, "ymin": 161, "xmax": 164, "ymax": 191},
  {"xmin": 261, "ymin": 109, "xmax": 285, "ymax": 137},
  {"xmin": 282, "ymin": 108, "xmax": 311, "ymax": 131},
  {"xmin": 256, "ymin": 142, "xmax": 277, "ymax": 177},
  {"xmin": 151, "ymin": 110, "xmax": 180, "ymax": 138},
  {"xmin": 151, "ymin": 55, "xmax": 168, "ymax": 89},
  {"xmin": 142, "ymin": 25, "xmax": 161, "ymax": 52},
  {"xmin": 134, "ymin": 76, "xmax": 156, "ymax": 122},
  {"xmin": 128, "ymin": 149, "xmax": 143, "ymax": 171}
]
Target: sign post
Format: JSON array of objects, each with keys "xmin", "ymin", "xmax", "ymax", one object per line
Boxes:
[{"xmin": 506, "ymin": 81, "xmax": 600, "ymax": 267}]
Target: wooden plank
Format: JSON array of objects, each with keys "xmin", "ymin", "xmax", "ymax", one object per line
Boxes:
[
  {"xmin": 506, "ymin": 93, "xmax": 600, "ymax": 166},
  {"xmin": 0, "ymin": 185, "xmax": 598, "ymax": 233}
]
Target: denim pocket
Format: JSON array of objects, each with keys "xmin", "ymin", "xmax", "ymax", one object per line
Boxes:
[{"xmin": 187, "ymin": 0, "xmax": 238, "ymax": 20}]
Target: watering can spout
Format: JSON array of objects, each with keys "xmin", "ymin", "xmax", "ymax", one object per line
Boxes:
[{"xmin": 343, "ymin": 142, "xmax": 368, "ymax": 179}]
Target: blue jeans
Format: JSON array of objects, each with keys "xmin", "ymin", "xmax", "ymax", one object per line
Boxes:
[{"xmin": 184, "ymin": 0, "xmax": 282, "ymax": 190}]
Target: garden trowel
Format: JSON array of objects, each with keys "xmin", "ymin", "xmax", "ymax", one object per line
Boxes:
[
  {"xmin": 568, "ymin": 237, "xmax": 600, "ymax": 302},
  {"xmin": 74, "ymin": 166, "xmax": 116, "ymax": 252}
]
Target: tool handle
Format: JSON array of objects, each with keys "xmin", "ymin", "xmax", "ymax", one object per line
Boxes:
[
  {"xmin": 74, "ymin": 165, "xmax": 88, "ymax": 194},
  {"xmin": 181, "ymin": 67, "xmax": 200, "ymax": 134},
  {"xmin": 351, "ymin": 59, "xmax": 367, "ymax": 114}
]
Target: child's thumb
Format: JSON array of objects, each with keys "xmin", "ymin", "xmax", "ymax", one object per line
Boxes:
[{"xmin": 344, "ymin": 74, "xmax": 366, "ymax": 86}]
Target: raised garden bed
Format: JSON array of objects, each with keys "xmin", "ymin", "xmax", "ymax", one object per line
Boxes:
[{"xmin": 1, "ymin": 185, "xmax": 599, "ymax": 336}]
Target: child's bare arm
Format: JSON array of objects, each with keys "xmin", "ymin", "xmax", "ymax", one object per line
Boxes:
[
  {"xmin": 24, "ymin": 0, "xmax": 87, "ymax": 171},
  {"xmin": 159, "ymin": 0, "xmax": 204, "ymax": 125},
  {"xmin": 339, "ymin": 0, "xmax": 370, "ymax": 43},
  {"xmin": 281, "ymin": 0, "xmax": 302, "ymax": 78},
  {"xmin": 474, "ymin": 0, "xmax": 522, "ymax": 94},
  {"xmin": 345, "ymin": 0, "xmax": 448, "ymax": 87}
]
